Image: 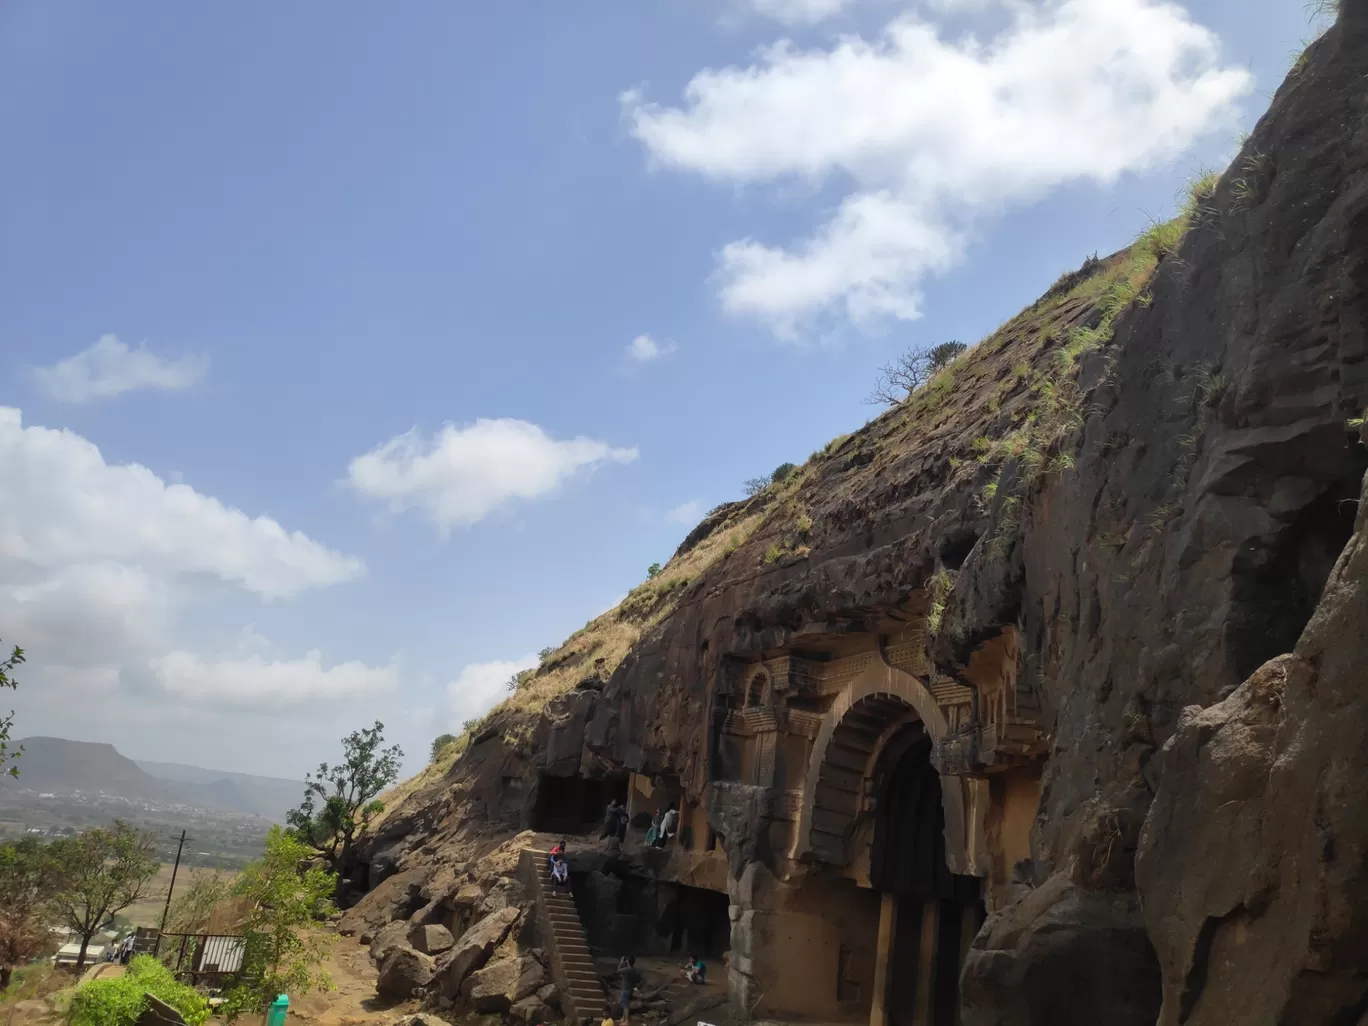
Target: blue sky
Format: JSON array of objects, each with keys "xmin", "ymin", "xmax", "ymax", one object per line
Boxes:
[{"xmin": 0, "ymin": 0, "xmax": 1325, "ymax": 780}]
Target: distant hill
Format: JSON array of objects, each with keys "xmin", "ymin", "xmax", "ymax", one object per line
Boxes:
[
  {"xmin": 3, "ymin": 736, "xmax": 186, "ymax": 805},
  {"xmin": 1, "ymin": 737, "xmax": 301, "ymax": 822},
  {"xmin": 134, "ymin": 759, "xmax": 303, "ymax": 823}
]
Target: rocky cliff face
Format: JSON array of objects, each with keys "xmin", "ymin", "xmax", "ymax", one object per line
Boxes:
[{"xmin": 356, "ymin": 6, "xmax": 1368, "ymax": 1024}]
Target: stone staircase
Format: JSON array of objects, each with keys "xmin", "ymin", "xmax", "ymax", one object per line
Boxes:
[{"xmin": 519, "ymin": 849, "xmax": 605, "ymax": 1022}]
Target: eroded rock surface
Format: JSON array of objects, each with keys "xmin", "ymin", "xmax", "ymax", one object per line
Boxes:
[{"xmin": 350, "ymin": 6, "xmax": 1368, "ymax": 1024}]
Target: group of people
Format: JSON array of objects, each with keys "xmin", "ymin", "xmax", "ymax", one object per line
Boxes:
[
  {"xmin": 603, "ymin": 953, "xmax": 707, "ymax": 1026},
  {"xmin": 104, "ymin": 933, "xmax": 136, "ymax": 964},
  {"xmin": 547, "ymin": 839, "xmax": 570, "ymax": 890},
  {"xmin": 645, "ymin": 806, "xmax": 677, "ymax": 848},
  {"xmin": 600, "ymin": 798, "xmax": 679, "ymax": 850}
]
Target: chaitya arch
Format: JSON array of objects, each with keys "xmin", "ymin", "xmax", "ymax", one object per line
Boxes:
[{"xmin": 791, "ymin": 649, "xmax": 972, "ymax": 876}]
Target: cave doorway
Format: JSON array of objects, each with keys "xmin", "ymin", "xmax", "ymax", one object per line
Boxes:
[
  {"xmin": 661, "ymin": 883, "xmax": 731, "ymax": 961},
  {"xmin": 871, "ymin": 727, "xmax": 983, "ymax": 1026},
  {"xmin": 531, "ymin": 772, "xmax": 629, "ymax": 834}
]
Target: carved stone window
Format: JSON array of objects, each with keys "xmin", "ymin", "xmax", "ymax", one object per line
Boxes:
[{"xmin": 746, "ymin": 670, "xmax": 769, "ymax": 708}]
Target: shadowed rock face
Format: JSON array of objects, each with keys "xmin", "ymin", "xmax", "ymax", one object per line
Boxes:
[{"xmin": 357, "ymin": 6, "xmax": 1368, "ymax": 1024}]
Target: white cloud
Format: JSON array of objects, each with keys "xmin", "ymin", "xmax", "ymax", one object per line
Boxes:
[
  {"xmin": 624, "ymin": 0, "xmax": 1252, "ymax": 336},
  {"xmin": 152, "ymin": 649, "xmax": 399, "ymax": 708},
  {"xmin": 744, "ymin": 0, "xmax": 856, "ymax": 26},
  {"xmin": 667, "ymin": 499, "xmax": 706, "ymax": 525},
  {"xmin": 34, "ymin": 334, "xmax": 209, "ymax": 403},
  {"xmin": 0, "ymin": 407, "xmax": 363, "ymax": 598},
  {"xmin": 347, "ymin": 418, "xmax": 639, "ymax": 535},
  {"xmin": 0, "ymin": 407, "xmax": 383, "ymax": 776},
  {"xmin": 626, "ymin": 334, "xmax": 679, "ymax": 363},
  {"xmin": 447, "ymin": 655, "xmax": 538, "ymax": 729}
]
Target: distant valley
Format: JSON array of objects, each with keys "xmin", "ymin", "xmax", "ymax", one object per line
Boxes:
[{"xmin": 0, "ymin": 737, "xmax": 306, "ymax": 866}]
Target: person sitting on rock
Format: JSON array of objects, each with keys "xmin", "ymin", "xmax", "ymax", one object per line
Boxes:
[{"xmin": 681, "ymin": 955, "xmax": 705, "ymax": 985}]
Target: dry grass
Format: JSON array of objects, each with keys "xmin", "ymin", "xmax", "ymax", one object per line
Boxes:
[
  {"xmin": 120, "ymin": 865, "xmax": 231, "ymax": 929},
  {"xmin": 373, "ymin": 505, "xmax": 767, "ymax": 821}
]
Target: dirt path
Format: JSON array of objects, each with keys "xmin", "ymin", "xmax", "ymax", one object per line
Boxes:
[{"xmin": 286, "ymin": 932, "xmax": 414, "ymax": 1026}]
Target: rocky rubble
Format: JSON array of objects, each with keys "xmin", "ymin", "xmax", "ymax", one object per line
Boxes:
[{"xmin": 340, "ymin": 841, "xmax": 562, "ymax": 1020}]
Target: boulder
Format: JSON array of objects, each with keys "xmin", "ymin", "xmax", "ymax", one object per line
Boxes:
[
  {"xmin": 959, "ymin": 876, "xmax": 1160, "ymax": 1026},
  {"xmin": 391, "ymin": 1016, "xmax": 447, "ymax": 1026},
  {"xmin": 431, "ymin": 905, "xmax": 521, "ymax": 998},
  {"xmin": 536, "ymin": 983, "xmax": 561, "ymax": 1011},
  {"xmin": 376, "ymin": 946, "xmax": 435, "ymax": 1002},
  {"xmin": 513, "ymin": 959, "xmax": 546, "ymax": 1002},
  {"xmin": 509, "ymin": 997, "xmax": 550, "ymax": 1024},
  {"xmin": 339, "ymin": 868, "xmax": 429, "ymax": 939},
  {"xmin": 450, "ymin": 882, "xmax": 486, "ymax": 909},
  {"xmin": 407, "ymin": 923, "xmax": 455, "ymax": 955},
  {"xmin": 461, "ymin": 953, "xmax": 545, "ymax": 1012},
  {"xmin": 370, "ymin": 921, "xmax": 410, "ymax": 963},
  {"xmin": 463, "ymin": 955, "xmax": 523, "ymax": 1012}
]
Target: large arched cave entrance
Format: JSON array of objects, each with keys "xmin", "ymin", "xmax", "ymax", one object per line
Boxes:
[
  {"xmin": 794, "ymin": 672, "xmax": 984, "ymax": 1026},
  {"xmin": 870, "ymin": 725, "xmax": 983, "ymax": 1026}
]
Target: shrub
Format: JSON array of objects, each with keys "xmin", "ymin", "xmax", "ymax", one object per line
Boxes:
[
  {"xmin": 430, "ymin": 734, "xmax": 458, "ymax": 761},
  {"xmin": 770, "ymin": 462, "xmax": 797, "ymax": 484},
  {"xmin": 646, "ymin": 562, "xmax": 663, "ymax": 579},
  {"xmin": 70, "ymin": 956, "xmax": 209, "ymax": 1026},
  {"xmin": 503, "ymin": 668, "xmax": 535, "ymax": 693}
]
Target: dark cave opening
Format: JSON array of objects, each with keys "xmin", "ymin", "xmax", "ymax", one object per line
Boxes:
[
  {"xmin": 530, "ymin": 772, "xmax": 628, "ymax": 835},
  {"xmin": 939, "ymin": 532, "xmax": 981, "ymax": 571},
  {"xmin": 1234, "ymin": 477, "xmax": 1362, "ymax": 681}
]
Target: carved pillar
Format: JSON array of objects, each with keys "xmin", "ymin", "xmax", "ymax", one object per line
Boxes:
[
  {"xmin": 914, "ymin": 900, "xmax": 940, "ymax": 1026},
  {"xmin": 869, "ymin": 892, "xmax": 898, "ymax": 1026},
  {"xmin": 955, "ymin": 903, "xmax": 978, "ymax": 1026}
]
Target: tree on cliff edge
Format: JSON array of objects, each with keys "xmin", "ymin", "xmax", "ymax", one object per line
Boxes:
[
  {"xmin": 286, "ymin": 721, "xmax": 403, "ymax": 877},
  {"xmin": 865, "ymin": 340, "xmax": 968, "ymax": 406},
  {"xmin": 1, "ymin": 638, "xmax": 24, "ymax": 777}
]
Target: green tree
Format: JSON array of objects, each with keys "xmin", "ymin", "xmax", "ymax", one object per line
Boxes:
[
  {"xmin": 1, "ymin": 639, "xmax": 24, "ymax": 778},
  {"xmin": 926, "ymin": 340, "xmax": 968, "ymax": 370},
  {"xmin": 430, "ymin": 733, "xmax": 458, "ymax": 762},
  {"xmin": 0, "ymin": 837, "xmax": 61, "ymax": 989},
  {"xmin": 770, "ymin": 462, "xmax": 797, "ymax": 484},
  {"xmin": 646, "ymin": 562, "xmax": 663, "ymax": 579},
  {"xmin": 286, "ymin": 722, "xmax": 403, "ymax": 875},
  {"xmin": 47, "ymin": 821, "xmax": 160, "ymax": 969},
  {"xmin": 220, "ymin": 828, "xmax": 336, "ymax": 1021}
]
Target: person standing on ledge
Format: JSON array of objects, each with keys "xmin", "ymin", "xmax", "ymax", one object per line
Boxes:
[
  {"xmin": 616, "ymin": 955, "xmax": 640, "ymax": 1026},
  {"xmin": 659, "ymin": 805, "xmax": 679, "ymax": 846},
  {"xmin": 601, "ymin": 799, "xmax": 623, "ymax": 840}
]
